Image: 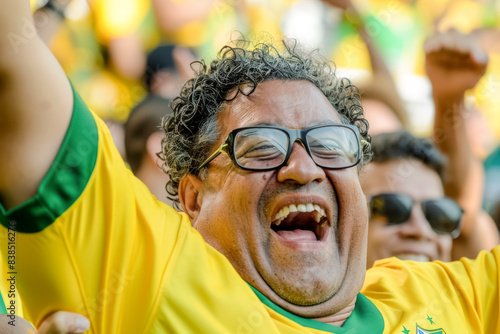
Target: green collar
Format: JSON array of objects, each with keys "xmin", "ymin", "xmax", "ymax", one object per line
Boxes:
[{"xmin": 248, "ymin": 285, "xmax": 384, "ymax": 333}]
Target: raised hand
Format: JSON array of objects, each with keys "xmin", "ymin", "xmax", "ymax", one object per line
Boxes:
[{"xmin": 425, "ymin": 28, "xmax": 488, "ymax": 100}]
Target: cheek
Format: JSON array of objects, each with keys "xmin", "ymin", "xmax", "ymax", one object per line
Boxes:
[
  {"xmin": 203, "ymin": 168, "xmax": 272, "ymax": 225},
  {"xmin": 368, "ymin": 223, "xmax": 390, "ymax": 247},
  {"xmin": 367, "ymin": 223, "xmax": 398, "ymax": 254},
  {"xmin": 326, "ymin": 169, "xmax": 368, "ymax": 246},
  {"xmin": 329, "ymin": 169, "xmax": 367, "ymax": 219}
]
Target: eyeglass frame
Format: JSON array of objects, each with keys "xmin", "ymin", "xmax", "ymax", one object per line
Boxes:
[{"xmin": 198, "ymin": 124, "xmax": 366, "ymax": 172}]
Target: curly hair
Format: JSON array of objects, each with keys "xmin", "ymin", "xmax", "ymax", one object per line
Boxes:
[{"xmin": 158, "ymin": 39, "xmax": 372, "ymax": 207}]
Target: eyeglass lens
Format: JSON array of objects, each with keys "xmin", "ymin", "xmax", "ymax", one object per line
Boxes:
[
  {"xmin": 234, "ymin": 128, "xmax": 289, "ymax": 169},
  {"xmin": 233, "ymin": 126, "xmax": 359, "ymax": 170}
]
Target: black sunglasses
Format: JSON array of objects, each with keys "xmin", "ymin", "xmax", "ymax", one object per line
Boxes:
[
  {"xmin": 369, "ymin": 193, "xmax": 463, "ymax": 238},
  {"xmin": 198, "ymin": 124, "xmax": 367, "ymax": 172}
]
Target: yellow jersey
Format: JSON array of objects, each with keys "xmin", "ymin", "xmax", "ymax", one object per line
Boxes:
[{"xmin": 1, "ymin": 84, "xmax": 500, "ymax": 333}]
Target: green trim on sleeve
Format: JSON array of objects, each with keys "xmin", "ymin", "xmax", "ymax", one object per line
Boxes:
[
  {"xmin": 0, "ymin": 290, "xmax": 6, "ymax": 314},
  {"xmin": 248, "ymin": 285, "xmax": 384, "ymax": 333},
  {"xmin": 0, "ymin": 84, "xmax": 98, "ymax": 233}
]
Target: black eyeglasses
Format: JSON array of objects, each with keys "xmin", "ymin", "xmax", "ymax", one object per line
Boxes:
[
  {"xmin": 369, "ymin": 193, "xmax": 463, "ymax": 238},
  {"xmin": 198, "ymin": 124, "xmax": 365, "ymax": 172}
]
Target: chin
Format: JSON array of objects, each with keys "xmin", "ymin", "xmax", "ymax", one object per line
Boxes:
[{"xmin": 274, "ymin": 281, "xmax": 337, "ymax": 306}]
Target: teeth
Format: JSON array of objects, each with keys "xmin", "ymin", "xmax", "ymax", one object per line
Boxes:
[
  {"xmin": 282, "ymin": 206, "xmax": 290, "ymax": 218},
  {"xmin": 272, "ymin": 203, "xmax": 328, "ymax": 226}
]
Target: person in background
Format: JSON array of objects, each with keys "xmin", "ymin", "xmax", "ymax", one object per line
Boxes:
[
  {"xmin": 425, "ymin": 28, "xmax": 499, "ymax": 259},
  {"xmin": 123, "ymin": 45, "xmax": 196, "ymax": 206},
  {"xmin": 325, "ymin": 1, "xmax": 498, "ymax": 262},
  {"xmin": 362, "ymin": 29, "xmax": 499, "ymax": 268},
  {"xmin": 362, "ymin": 131, "xmax": 461, "ymax": 268},
  {"xmin": 321, "ymin": 0, "xmax": 409, "ymax": 135},
  {"xmin": 124, "ymin": 95, "xmax": 173, "ymax": 206},
  {"xmin": 144, "ymin": 44, "xmax": 197, "ymax": 99}
]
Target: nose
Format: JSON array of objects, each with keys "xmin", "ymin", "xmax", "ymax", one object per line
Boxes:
[
  {"xmin": 277, "ymin": 142, "xmax": 326, "ymax": 184},
  {"xmin": 398, "ymin": 204, "xmax": 436, "ymax": 240}
]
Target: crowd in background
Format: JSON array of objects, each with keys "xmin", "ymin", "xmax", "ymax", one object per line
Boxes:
[{"xmin": 31, "ymin": 0, "xmax": 500, "ymax": 245}]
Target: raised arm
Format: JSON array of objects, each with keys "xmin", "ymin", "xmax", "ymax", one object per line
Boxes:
[
  {"xmin": 0, "ymin": 0, "xmax": 72, "ymax": 209},
  {"xmin": 321, "ymin": 0, "xmax": 409, "ymax": 127},
  {"xmin": 425, "ymin": 29, "xmax": 499, "ymax": 259}
]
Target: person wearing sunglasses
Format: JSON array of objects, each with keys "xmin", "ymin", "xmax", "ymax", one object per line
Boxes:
[{"xmin": 361, "ymin": 131, "xmax": 463, "ymax": 268}]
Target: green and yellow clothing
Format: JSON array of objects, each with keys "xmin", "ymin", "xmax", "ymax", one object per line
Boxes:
[{"xmin": 1, "ymin": 85, "xmax": 500, "ymax": 333}]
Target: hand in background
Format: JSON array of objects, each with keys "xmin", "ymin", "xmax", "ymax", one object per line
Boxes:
[{"xmin": 425, "ymin": 28, "xmax": 488, "ymax": 100}]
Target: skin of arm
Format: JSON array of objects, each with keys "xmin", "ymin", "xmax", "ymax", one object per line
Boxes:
[
  {"xmin": 425, "ymin": 29, "xmax": 499, "ymax": 258},
  {"xmin": 0, "ymin": 0, "xmax": 72, "ymax": 209}
]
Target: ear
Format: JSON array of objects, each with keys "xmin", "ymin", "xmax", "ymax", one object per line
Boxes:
[
  {"xmin": 146, "ymin": 132, "xmax": 164, "ymax": 163},
  {"xmin": 178, "ymin": 174, "xmax": 204, "ymax": 222}
]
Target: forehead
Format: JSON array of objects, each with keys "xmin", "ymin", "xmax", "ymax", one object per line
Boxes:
[
  {"xmin": 217, "ymin": 80, "xmax": 343, "ymax": 136},
  {"xmin": 361, "ymin": 159, "xmax": 444, "ymax": 200}
]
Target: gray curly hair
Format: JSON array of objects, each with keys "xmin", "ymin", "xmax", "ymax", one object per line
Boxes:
[{"xmin": 158, "ymin": 39, "xmax": 372, "ymax": 208}]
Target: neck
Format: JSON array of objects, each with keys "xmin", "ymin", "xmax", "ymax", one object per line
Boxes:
[{"xmin": 312, "ymin": 297, "xmax": 356, "ymax": 327}]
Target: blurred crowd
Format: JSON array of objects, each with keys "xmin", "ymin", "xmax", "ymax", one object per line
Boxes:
[{"xmin": 32, "ymin": 0, "xmax": 500, "ymax": 250}]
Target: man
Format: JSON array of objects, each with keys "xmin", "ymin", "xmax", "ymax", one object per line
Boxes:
[
  {"xmin": 1, "ymin": 2, "xmax": 499, "ymax": 333},
  {"xmin": 361, "ymin": 131, "xmax": 461, "ymax": 268}
]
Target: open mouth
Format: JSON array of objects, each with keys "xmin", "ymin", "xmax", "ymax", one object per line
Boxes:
[{"xmin": 271, "ymin": 203, "xmax": 329, "ymax": 242}]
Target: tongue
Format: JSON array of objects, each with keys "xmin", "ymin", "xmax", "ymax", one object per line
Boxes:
[{"xmin": 276, "ymin": 229, "xmax": 317, "ymax": 241}]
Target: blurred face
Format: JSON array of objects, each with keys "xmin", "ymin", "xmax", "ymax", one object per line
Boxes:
[
  {"xmin": 360, "ymin": 159, "xmax": 453, "ymax": 268},
  {"xmin": 362, "ymin": 98, "xmax": 403, "ymax": 136},
  {"xmin": 190, "ymin": 80, "xmax": 369, "ymax": 318}
]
